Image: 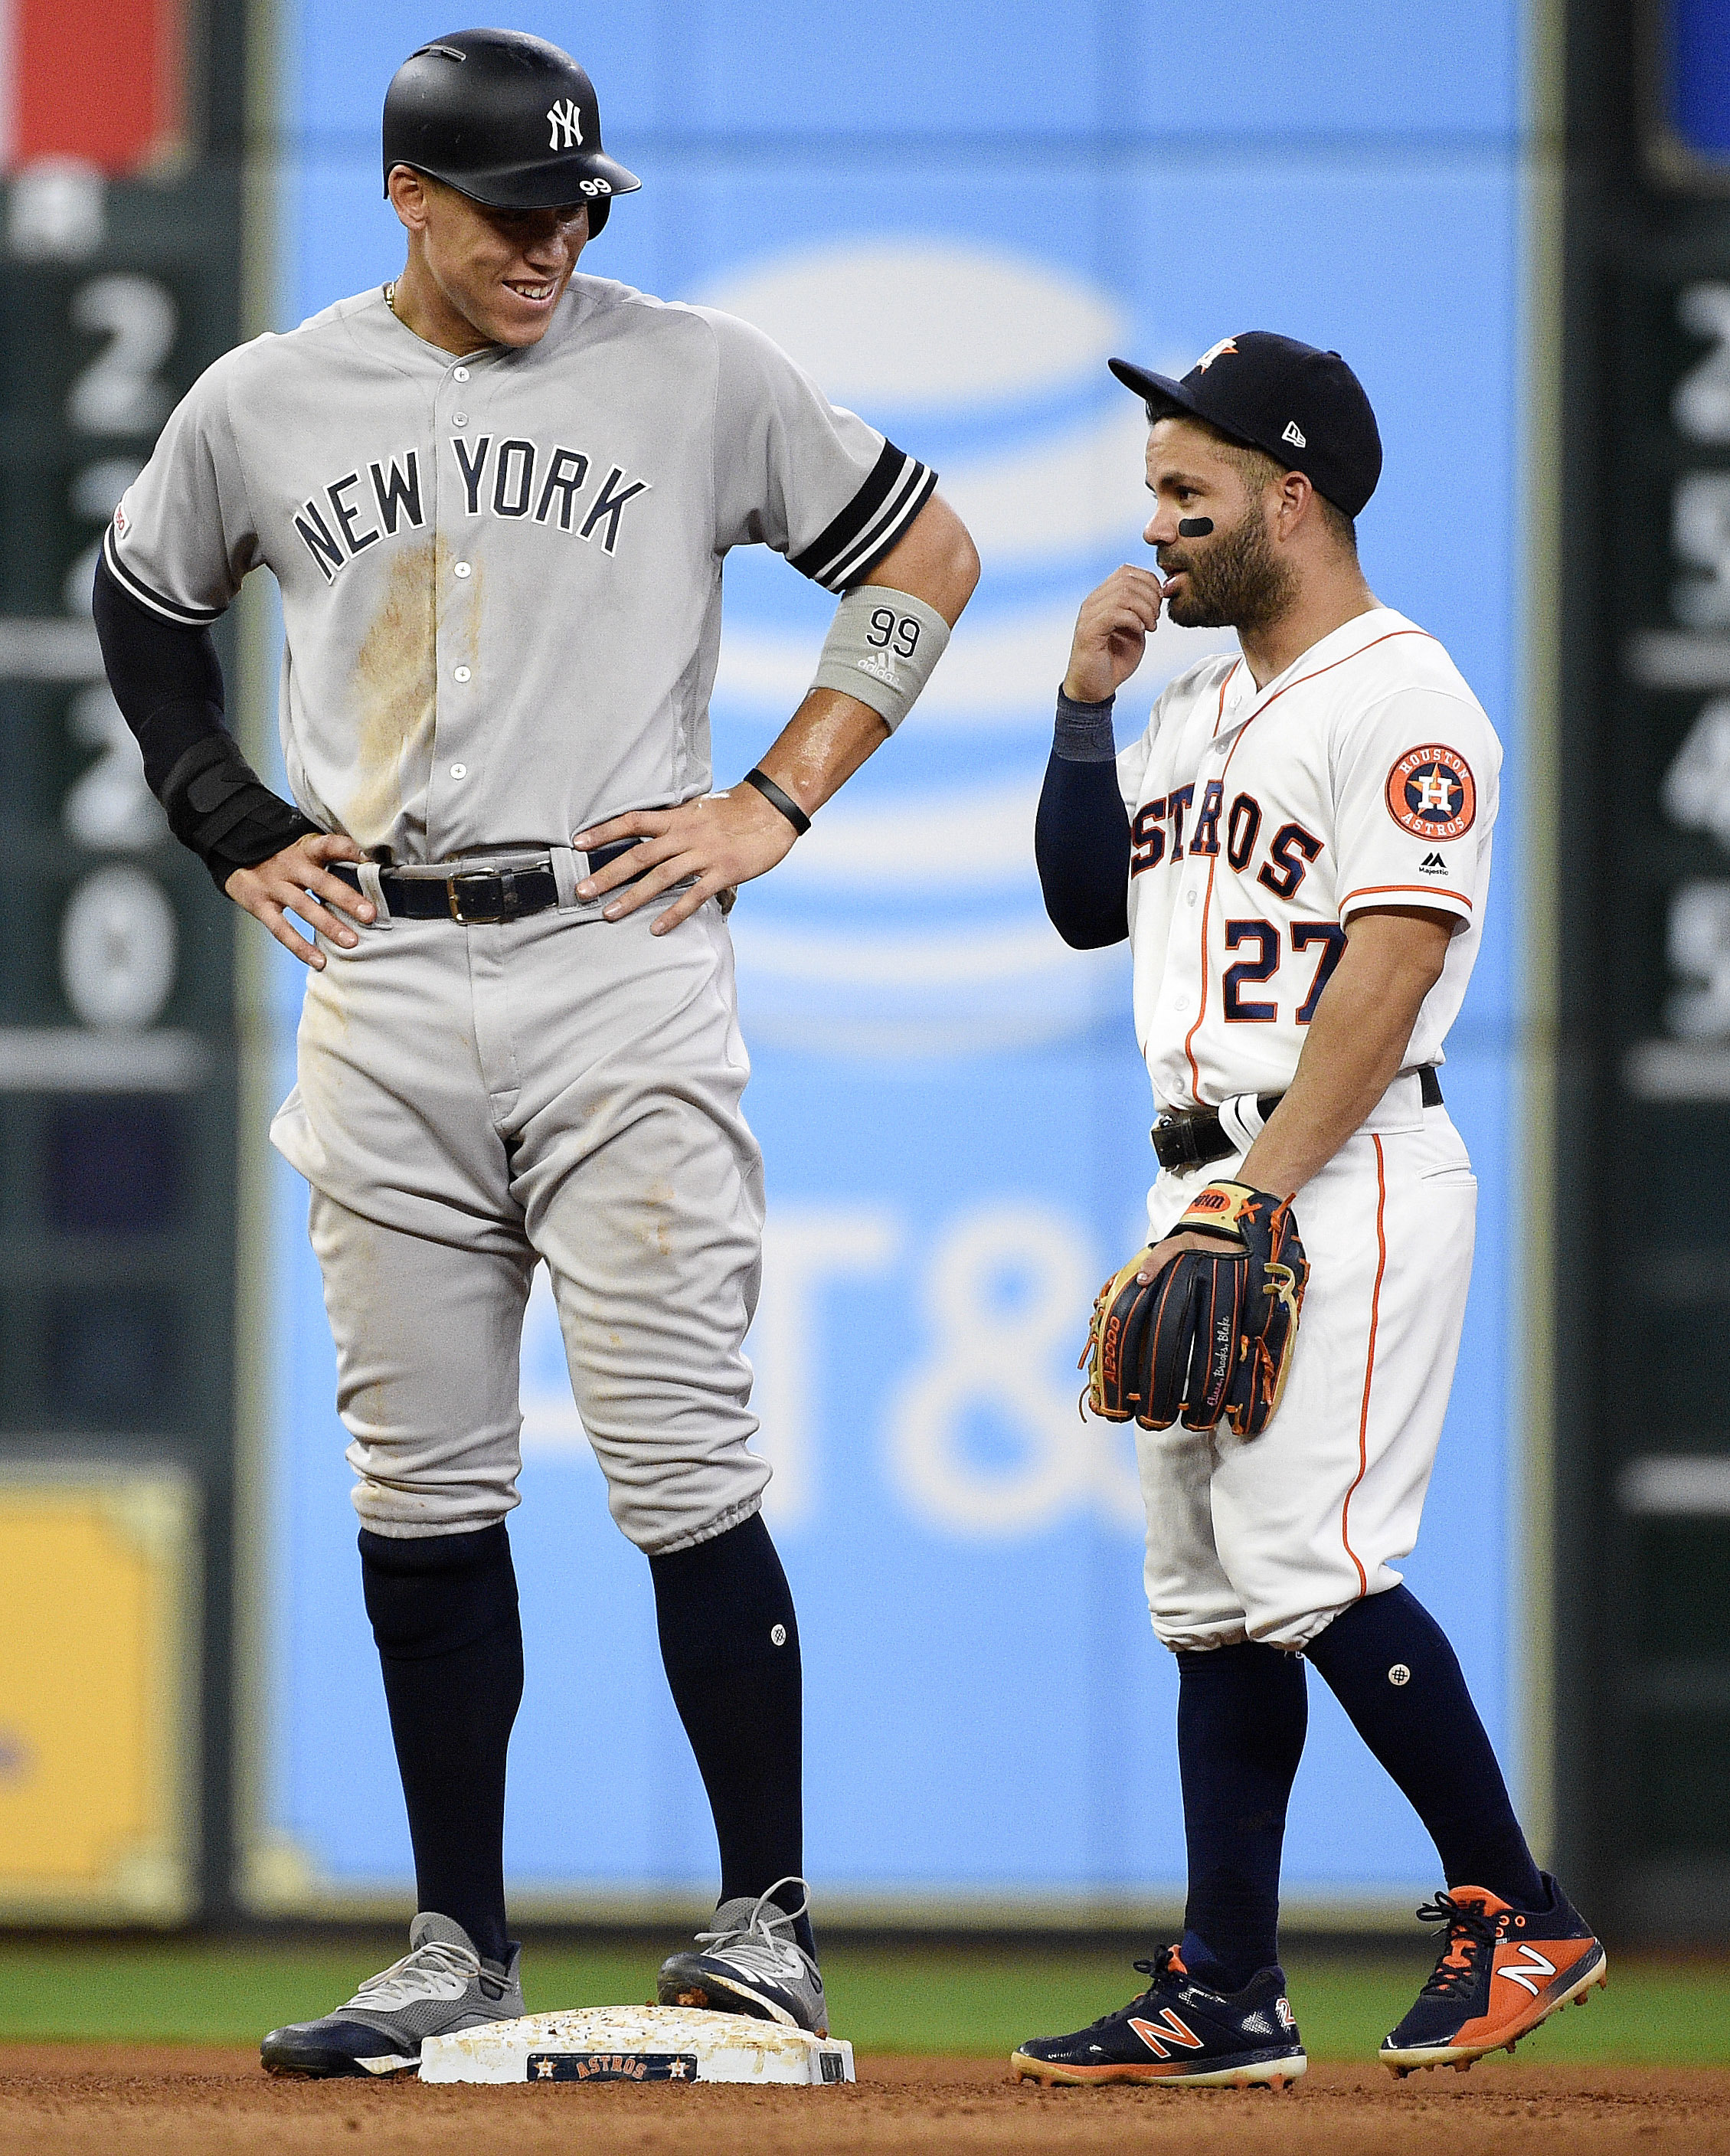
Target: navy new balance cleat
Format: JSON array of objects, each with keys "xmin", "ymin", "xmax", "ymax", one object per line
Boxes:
[
  {"xmin": 1011, "ymin": 1945, "xmax": 1306, "ymax": 2089},
  {"xmin": 1381, "ymin": 1874, "xmax": 1607, "ymax": 2077}
]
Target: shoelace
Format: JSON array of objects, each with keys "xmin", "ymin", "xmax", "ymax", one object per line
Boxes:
[
  {"xmin": 695, "ymin": 1876, "xmax": 815, "ymax": 1981},
  {"xmin": 1080, "ymin": 1944, "xmax": 1184, "ymax": 2030},
  {"xmin": 345, "ymin": 1935, "xmax": 480, "ymax": 2010},
  {"xmin": 1414, "ymin": 1893, "xmax": 1503, "ymax": 2001}
]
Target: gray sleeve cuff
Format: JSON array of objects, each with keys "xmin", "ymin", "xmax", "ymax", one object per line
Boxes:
[{"xmin": 1054, "ymin": 687, "xmax": 1117, "ymax": 762}]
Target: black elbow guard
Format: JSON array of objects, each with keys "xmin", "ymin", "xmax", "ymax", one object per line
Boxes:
[{"xmin": 161, "ymin": 734, "xmax": 320, "ymax": 890}]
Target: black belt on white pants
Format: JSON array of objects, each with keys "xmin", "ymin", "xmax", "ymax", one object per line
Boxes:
[
  {"xmin": 329, "ymin": 838, "xmax": 647, "ymax": 924},
  {"xmin": 1152, "ymin": 1065, "xmax": 1444, "ymax": 1173}
]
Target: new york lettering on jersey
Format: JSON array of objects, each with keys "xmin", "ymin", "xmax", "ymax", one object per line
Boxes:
[
  {"xmin": 1117, "ymin": 608, "xmax": 1503, "ymax": 1111},
  {"xmin": 101, "ymin": 278, "xmax": 936, "ymax": 863},
  {"xmin": 289, "ymin": 436, "xmax": 650, "ymax": 581}
]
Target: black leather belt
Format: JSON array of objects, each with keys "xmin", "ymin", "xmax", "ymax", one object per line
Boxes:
[
  {"xmin": 329, "ymin": 838, "xmax": 645, "ymax": 924},
  {"xmin": 1153, "ymin": 1065, "xmax": 1443, "ymax": 1172}
]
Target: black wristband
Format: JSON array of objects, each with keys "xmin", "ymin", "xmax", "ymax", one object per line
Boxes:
[
  {"xmin": 741, "ymin": 767, "xmax": 812, "ymax": 836},
  {"xmin": 161, "ymin": 733, "xmax": 320, "ymax": 889}
]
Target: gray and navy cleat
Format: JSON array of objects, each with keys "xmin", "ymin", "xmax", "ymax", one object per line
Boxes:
[
  {"xmin": 260, "ymin": 1912, "xmax": 523, "ymax": 2078},
  {"xmin": 656, "ymin": 1876, "xmax": 828, "ymax": 2035},
  {"xmin": 1011, "ymin": 1945, "xmax": 1306, "ymax": 2089}
]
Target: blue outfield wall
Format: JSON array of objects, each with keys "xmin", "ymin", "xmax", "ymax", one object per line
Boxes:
[{"xmin": 254, "ymin": 0, "xmax": 1532, "ymax": 1906}]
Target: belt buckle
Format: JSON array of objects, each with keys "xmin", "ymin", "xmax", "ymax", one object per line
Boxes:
[{"xmin": 447, "ymin": 869, "xmax": 512, "ymax": 924}]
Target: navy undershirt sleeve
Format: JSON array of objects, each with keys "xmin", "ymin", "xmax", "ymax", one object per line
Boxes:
[
  {"xmin": 90, "ymin": 548, "xmax": 227, "ymax": 793},
  {"xmin": 93, "ymin": 551, "xmax": 319, "ymax": 887},
  {"xmin": 1034, "ymin": 689, "xmax": 1131, "ymax": 949}
]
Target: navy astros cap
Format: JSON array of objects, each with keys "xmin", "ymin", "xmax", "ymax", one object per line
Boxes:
[{"xmin": 1109, "ymin": 332, "xmax": 1382, "ymax": 519}]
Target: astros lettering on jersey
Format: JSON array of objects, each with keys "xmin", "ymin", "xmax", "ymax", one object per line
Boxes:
[{"xmin": 1118, "ymin": 607, "xmax": 1500, "ymax": 1111}]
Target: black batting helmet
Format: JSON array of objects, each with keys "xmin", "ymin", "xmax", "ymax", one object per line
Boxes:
[{"xmin": 382, "ymin": 28, "xmax": 640, "ymax": 234}]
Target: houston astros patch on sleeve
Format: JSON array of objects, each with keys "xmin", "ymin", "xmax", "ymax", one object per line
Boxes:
[{"xmin": 1385, "ymin": 744, "xmax": 1477, "ymax": 842}]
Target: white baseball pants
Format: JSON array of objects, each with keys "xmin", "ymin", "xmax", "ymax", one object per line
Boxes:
[{"xmin": 1133, "ymin": 1077, "xmax": 1477, "ymax": 1651}]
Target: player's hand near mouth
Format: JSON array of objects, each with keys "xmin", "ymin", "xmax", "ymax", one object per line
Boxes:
[{"xmin": 1061, "ymin": 564, "xmax": 1169, "ymax": 705}]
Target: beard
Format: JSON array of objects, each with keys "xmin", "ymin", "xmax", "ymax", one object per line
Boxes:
[{"xmin": 1160, "ymin": 507, "xmax": 1297, "ymax": 636}]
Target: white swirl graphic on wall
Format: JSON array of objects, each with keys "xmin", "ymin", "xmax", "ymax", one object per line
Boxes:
[{"xmin": 701, "ymin": 240, "xmax": 1236, "ymax": 1058}]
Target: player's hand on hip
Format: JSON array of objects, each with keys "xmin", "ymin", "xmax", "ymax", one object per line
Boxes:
[
  {"xmin": 223, "ymin": 832, "xmax": 373, "ymax": 970},
  {"xmin": 1062, "ymin": 565, "xmax": 1167, "ymax": 704},
  {"xmin": 573, "ymin": 784, "xmax": 800, "ymax": 934}
]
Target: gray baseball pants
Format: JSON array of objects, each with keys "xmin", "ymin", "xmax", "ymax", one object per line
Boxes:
[{"xmin": 270, "ymin": 885, "xmax": 770, "ymax": 1552}]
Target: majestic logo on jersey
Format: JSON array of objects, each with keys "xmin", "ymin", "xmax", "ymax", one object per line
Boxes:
[
  {"xmin": 547, "ymin": 97, "xmax": 584, "ymax": 149},
  {"xmin": 1385, "ymin": 744, "xmax": 1476, "ymax": 843},
  {"xmin": 1192, "ymin": 336, "xmax": 1238, "ymax": 371}
]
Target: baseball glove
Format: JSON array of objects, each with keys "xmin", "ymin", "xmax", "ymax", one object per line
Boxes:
[{"xmin": 1081, "ymin": 1181, "xmax": 1309, "ymax": 1438}]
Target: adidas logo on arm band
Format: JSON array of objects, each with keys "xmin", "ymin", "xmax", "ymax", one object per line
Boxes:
[{"xmin": 807, "ymin": 585, "xmax": 951, "ymax": 734}]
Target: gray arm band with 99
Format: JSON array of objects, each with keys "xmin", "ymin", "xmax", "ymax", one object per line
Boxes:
[{"xmin": 807, "ymin": 584, "xmax": 952, "ymax": 734}]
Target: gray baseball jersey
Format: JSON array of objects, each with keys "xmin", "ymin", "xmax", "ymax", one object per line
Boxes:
[{"xmin": 104, "ymin": 276, "xmax": 937, "ymax": 862}]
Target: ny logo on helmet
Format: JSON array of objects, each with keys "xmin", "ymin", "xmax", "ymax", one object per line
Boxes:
[{"xmin": 547, "ymin": 97, "xmax": 584, "ymax": 150}]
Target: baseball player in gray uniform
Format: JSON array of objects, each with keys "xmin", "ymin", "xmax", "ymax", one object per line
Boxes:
[{"xmin": 92, "ymin": 28, "xmax": 977, "ymax": 2076}]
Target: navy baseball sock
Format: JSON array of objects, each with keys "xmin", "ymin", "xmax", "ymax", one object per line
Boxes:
[
  {"xmin": 1303, "ymin": 1584, "xmax": 1545, "ymax": 1908},
  {"xmin": 359, "ymin": 1523, "xmax": 522, "ymax": 1967},
  {"xmin": 649, "ymin": 1511, "xmax": 814, "ymax": 1960},
  {"xmin": 1175, "ymin": 1641, "xmax": 1308, "ymax": 1993}
]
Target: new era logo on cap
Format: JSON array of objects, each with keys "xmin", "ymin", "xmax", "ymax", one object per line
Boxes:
[{"xmin": 1282, "ymin": 420, "xmax": 1306, "ymax": 447}]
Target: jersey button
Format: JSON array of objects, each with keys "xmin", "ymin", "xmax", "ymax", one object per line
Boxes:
[
  {"xmin": 452, "ymin": 365, "xmax": 470, "ymax": 381},
  {"xmin": 449, "ymin": 763, "xmax": 468, "ymax": 780},
  {"xmin": 453, "ymin": 665, "xmax": 471, "ymax": 682},
  {"xmin": 452, "ymin": 411, "xmax": 469, "ymax": 427},
  {"xmin": 453, "ymin": 561, "xmax": 472, "ymax": 578},
  {"xmin": 1186, "ymin": 891, "xmax": 1198, "ymax": 905}
]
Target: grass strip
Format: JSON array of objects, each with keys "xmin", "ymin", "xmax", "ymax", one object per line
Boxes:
[{"xmin": 0, "ymin": 1940, "xmax": 1718, "ymax": 2063}]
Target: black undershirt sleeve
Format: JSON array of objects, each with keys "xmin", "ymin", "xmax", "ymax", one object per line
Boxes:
[
  {"xmin": 1034, "ymin": 689, "xmax": 1131, "ymax": 949},
  {"xmin": 92, "ymin": 551, "xmax": 319, "ymax": 889}
]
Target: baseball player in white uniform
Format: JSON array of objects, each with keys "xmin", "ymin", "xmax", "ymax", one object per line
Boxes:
[
  {"xmin": 1012, "ymin": 334, "xmax": 1604, "ymax": 2089},
  {"xmin": 91, "ymin": 28, "xmax": 977, "ymax": 2076}
]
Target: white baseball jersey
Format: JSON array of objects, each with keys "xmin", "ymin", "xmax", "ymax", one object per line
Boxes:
[
  {"xmin": 103, "ymin": 277, "xmax": 936, "ymax": 862},
  {"xmin": 1117, "ymin": 607, "xmax": 1501, "ymax": 1113}
]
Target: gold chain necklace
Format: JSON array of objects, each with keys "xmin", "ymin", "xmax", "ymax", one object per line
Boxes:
[{"xmin": 384, "ymin": 280, "xmax": 397, "ymax": 316}]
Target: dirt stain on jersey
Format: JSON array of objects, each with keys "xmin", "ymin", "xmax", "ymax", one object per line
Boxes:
[
  {"xmin": 641, "ymin": 1177, "xmax": 676, "ymax": 1261},
  {"xmin": 351, "ymin": 539, "xmax": 437, "ymax": 852}
]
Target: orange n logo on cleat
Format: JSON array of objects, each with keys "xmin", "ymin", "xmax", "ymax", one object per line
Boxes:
[
  {"xmin": 1496, "ymin": 1945, "xmax": 1556, "ymax": 1997},
  {"xmin": 1128, "ymin": 2009, "xmax": 1205, "ymax": 2057}
]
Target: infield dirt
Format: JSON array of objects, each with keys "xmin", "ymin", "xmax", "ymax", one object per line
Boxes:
[{"xmin": 2, "ymin": 2045, "xmax": 1728, "ymax": 2154}]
